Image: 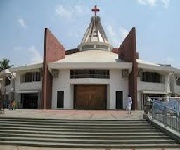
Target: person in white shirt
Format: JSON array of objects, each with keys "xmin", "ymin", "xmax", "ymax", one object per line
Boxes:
[{"xmin": 126, "ymin": 95, "xmax": 132, "ymax": 114}]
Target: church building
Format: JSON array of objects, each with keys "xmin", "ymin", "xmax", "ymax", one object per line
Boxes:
[{"xmin": 1, "ymin": 6, "xmax": 180, "ymax": 110}]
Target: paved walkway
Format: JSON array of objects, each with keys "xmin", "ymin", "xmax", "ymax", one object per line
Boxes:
[{"xmin": 0, "ymin": 109, "xmax": 144, "ymax": 120}]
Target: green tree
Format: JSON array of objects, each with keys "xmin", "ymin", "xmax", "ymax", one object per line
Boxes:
[{"xmin": 0, "ymin": 58, "xmax": 13, "ymax": 72}]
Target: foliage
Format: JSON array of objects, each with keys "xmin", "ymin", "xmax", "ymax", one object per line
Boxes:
[{"xmin": 0, "ymin": 58, "xmax": 13, "ymax": 72}]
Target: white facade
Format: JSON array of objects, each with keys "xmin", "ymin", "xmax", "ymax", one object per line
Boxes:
[
  {"xmin": 137, "ymin": 60, "xmax": 180, "ymax": 109},
  {"xmin": 51, "ymin": 69, "xmax": 129, "ymax": 109},
  {"xmin": 15, "ymin": 70, "xmax": 42, "ymax": 93},
  {"xmin": 1, "ymin": 55, "xmax": 180, "ymax": 110},
  {"xmin": 0, "ymin": 63, "xmax": 43, "ymax": 108},
  {"xmin": 49, "ymin": 50, "xmax": 131, "ymax": 109}
]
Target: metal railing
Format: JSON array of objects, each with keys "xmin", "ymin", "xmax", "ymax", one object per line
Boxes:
[
  {"xmin": 150, "ymin": 100, "xmax": 180, "ymax": 133},
  {"xmin": 70, "ymin": 74, "xmax": 110, "ymax": 79}
]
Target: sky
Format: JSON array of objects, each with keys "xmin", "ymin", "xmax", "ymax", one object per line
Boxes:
[{"xmin": 0, "ymin": 0, "xmax": 180, "ymax": 68}]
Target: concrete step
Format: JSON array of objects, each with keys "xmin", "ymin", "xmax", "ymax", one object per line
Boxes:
[
  {"xmin": 0, "ymin": 133, "xmax": 170, "ymax": 139},
  {"xmin": 0, "ymin": 129, "xmax": 166, "ymax": 136},
  {"xmin": 0, "ymin": 126, "xmax": 159, "ymax": 132},
  {"xmin": 0, "ymin": 141, "xmax": 179, "ymax": 149},
  {"xmin": 0, "ymin": 120, "xmax": 151, "ymax": 126},
  {"xmin": 0, "ymin": 117, "xmax": 179, "ymax": 148},
  {"xmin": 0, "ymin": 116, "xmax": 146, "ymax": 123},
  {"xmin": 0, "ymin": 137, "xmax": 176, "ymax": 144},
  {"xmin": 0, "ymin": 117, "xmax": 147, "ymax": 123},
  {"xmin": 0, "ymin": 122, "xmax": 153, "ymax": 129},
  {"xmin": 0, "ymin": 120, "xmax": 150, "ymax": 126}
]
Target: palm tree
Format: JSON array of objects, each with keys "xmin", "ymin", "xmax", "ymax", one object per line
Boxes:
[
  {"xmin": 0, "ymin": 58, "xmax": 13, "ymax": 110},
  {"xmin": 0, "ymin": 58, "xmax": 13, "ymax": 72}
]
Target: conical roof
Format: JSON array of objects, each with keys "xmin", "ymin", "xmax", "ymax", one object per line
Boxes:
[
  {"xmin": 81, "ymin": 16, "xmax": 109, "ymax": 44},
  {"xmin": 78, "ymin": 6, "xmax": 112, "ymax": 51}
]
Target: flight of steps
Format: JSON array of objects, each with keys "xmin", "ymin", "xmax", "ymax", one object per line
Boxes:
[{"xmin": 0, "ymin": 117, "xmax": 179, "ymax": 149}]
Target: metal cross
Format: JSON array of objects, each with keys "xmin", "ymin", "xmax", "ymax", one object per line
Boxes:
[{"xmin": 91, "ymin": 5, "xmax": 99, "ymax": 17}]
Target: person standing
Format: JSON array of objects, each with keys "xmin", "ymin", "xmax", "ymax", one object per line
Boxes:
[
  {"xmin": 145, "ymin": 97, "xmax": 152, "ymax": 114},
  {"xmin": 12, "ymin": 100, "xmax": 16, "ymax": 110},
  {"xmin": 126, "ymin": 95, "xmax": 132, "ymax": 114}
]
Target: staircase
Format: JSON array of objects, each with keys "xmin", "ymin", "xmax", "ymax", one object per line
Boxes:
[{"xmin": 0, "ymin": 117, "xmax": 179, "ymax": 149}]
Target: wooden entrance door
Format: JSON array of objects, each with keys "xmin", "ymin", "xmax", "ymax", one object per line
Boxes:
[{"xmin": 74, "ymin": 85, "xmax": 106, "ymax": 110}]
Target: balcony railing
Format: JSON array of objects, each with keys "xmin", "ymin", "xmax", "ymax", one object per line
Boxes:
[{"xmin": 70, "ymin": 74, "xmax": 110, "ymax": 79}]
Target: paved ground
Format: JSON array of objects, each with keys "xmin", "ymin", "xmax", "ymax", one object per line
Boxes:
[
  {"xmin": 0, "ymin": 109, "xmax": 143, "ymax": 150},
  {"xmin": 0, "ymin": 145, "xmax": 180, "ymax": 150},
  {"xmin": 0, "ymin": 109, "xmax": 144, "ymax": 120}
]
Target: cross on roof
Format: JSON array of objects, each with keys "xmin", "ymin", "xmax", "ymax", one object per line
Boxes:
[{"xmin": 91, "ymin": 5, "xmax": 99, "ymax": 17}]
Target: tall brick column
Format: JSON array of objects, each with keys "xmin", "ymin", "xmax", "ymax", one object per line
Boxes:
[
  {"xmin": 118, "ymin": 27, "xmax": 138, "ymax": 110},
  {"xmin": 42, "ymin": 28, "xmax": 65, "ymax": 109}
]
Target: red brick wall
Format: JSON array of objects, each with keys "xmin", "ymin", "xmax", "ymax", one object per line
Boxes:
[
  {"xmin": 111, "ymin": 48, "xmax": 118, "ymax": 54},
  {"xmin": 42, "ymin": 28, "xmax": 65, "ymax": 109},
  {"xmin": 118, "ymin": 27, "xmax": 138, "ymax": 110}
]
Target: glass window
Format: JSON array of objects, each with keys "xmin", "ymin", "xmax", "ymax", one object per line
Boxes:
[
  {"xmin": 25, "ymin": 73, "xmax": 32, "ymax": 82},
  {"xmin": 141, "ymin": 72, "xmax": 162, "ymax": 83},
  {"xmin": 21, "ymin": 71, "xmax": 41, "ymax": 83}
]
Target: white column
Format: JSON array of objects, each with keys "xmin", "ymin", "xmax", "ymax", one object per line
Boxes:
[{"xmin": 165, "ymin": 74, "xmax": 170, "ymax": 93}]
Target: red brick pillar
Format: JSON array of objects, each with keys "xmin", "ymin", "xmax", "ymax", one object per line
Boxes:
[
  {"xmin": 42, "ymin": 28, "xmax": 65, "ymax": 109},
  {"xmin": 118, "ymin": 27, "xmax": 138, "ymax": 110}
]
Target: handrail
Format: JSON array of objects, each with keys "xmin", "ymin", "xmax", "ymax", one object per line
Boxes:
[{"xmin": 149, "ymin": 100, "xmax": 180, "ymax": 133}]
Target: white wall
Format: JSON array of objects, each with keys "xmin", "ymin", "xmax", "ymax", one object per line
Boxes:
[
  {"xmin": 137, "ymin": 78, "xmax": 165, "ymax": 92},
  {"xmin": 174, "ymin": 86, "xmax": 180, "ymax": 95},
  {"xmin": 15, "ymin": 71, "xmax": 42, "ymax": 93},
  {"xmin": 137, "ymin": 74, "xmax": 169, "ymax": 109},
  {"xmin": 52, "ymin": 69, "xmax": 70, "ymax": 109},
  {"xmin": 169, "ymin": 75, "xmax": 180, "ymax": 95},
  {"xmin": 18, "ymin": 82, "xmax": 41, "ymax": 91},
  {"xmin": 69, "ymin": 85, "xmax": 74, "ymax": 109},
  {"xmin": 164, "ymin": 74, "xmax": 170, "ymax": 93},
  {"xmin": 51, "ymin": 69, "xmax": 129, "ymax": 109},
  {"xmin": 14, "ymin": 71, "xmax": 42, "ymax": 108},
  {"xmin": 107, "ymin": 84, "xmax": 110, "ymax": 109},
  {"xmin": 173, "ymin": 79, "xmax": 180, "ymax": 95},
  {"xmin": 109, "ymin": 70, "xmax": 128, "ymax": 109},
  {"xmin": 137, "ymin": 91, "xmax": 141, "ymax": 110}
]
